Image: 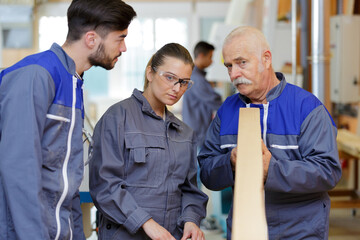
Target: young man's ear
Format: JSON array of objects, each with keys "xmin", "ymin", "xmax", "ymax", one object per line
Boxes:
[
  {"xmin": 197, "ymin": 52, "xmax": 207, "ymax": 60},
  {"xmin": 84, "ymin": 31, "xmax": 98, "ymax": 49}
]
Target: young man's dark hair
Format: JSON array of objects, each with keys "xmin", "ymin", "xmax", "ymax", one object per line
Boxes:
[
  {"xmin": 66, "ymin": 0, "xmax": 137, "ymax": 42},
  {"xmin": 193, "ymin": 41, "xmax": 215, "ymax": 58}
]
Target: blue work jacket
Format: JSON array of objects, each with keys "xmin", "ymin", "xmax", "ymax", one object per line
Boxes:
[
  {"xmin": 0, "ymin": 43, "xmax": 85, "ymax": 240},
  {"xmin": 198, "ymin": 73, "xmax": 342, "ymax": 240}
]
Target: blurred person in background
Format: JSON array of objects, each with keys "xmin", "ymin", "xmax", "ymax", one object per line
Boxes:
[{"xmin": 182, "ymin": 41, "xmax": 222, "ymax": 148}]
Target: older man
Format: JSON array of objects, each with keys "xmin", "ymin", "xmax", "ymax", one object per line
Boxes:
[{"xmin": 198, "ymin": 26, "xmax": 342, "ymax": 240}]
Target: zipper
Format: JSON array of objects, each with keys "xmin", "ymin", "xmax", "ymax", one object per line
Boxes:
[
  {"xmin": 68, "ymin": 218, "xmax": 73, "ymax": 240},
  {"xmin": 262, "ymin": 103, "xmax": 269, "ymax": 146},
  {"xmin": 54, "ymin": 76, "xmax": 77, "ymax": 240},
  {"xmin": 246, "ymin": 103, "xmax": 269, "ymax": 146}
]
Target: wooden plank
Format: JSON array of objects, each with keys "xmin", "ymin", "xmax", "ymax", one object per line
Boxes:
[{"xmin": 232, "ymin": 108, "xmax": 268, "ymax": 240}]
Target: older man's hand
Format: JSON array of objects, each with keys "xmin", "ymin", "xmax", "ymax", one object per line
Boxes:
[{"xmin": 261, "ymin": 140, "xmax": 271, "ymax": 184}]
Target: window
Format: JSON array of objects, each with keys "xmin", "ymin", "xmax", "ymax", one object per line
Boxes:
[
  {"xmin": 39, "ymin": 16, "xmax": 67, "ymax": 52},
  {"xmin": 38, "ymin": 15, "xmax": 188, "ymax": 103},
  {"xmin": 109, "ymin": 17, "xmax": 188, "ymax": 99}
]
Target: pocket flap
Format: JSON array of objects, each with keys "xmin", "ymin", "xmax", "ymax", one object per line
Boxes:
[
  {"xmin": 133, "ymin": 148, "xmax": 146, "ymax": 163},
  {"xmin": 125, "ymin": 133, "xmax": 166, "ymax": 149}
]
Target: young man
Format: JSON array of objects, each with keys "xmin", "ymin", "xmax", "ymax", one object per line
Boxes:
[
  {"xmin": 0, "ymin": 0, "xmax": 136, "ymax": 239},
  {"xmin": 198, "ymin": 26, "xmax": 342, "ymax": 240}
]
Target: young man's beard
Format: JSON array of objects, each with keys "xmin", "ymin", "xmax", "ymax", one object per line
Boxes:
[{"xmin": 88, "ymin": 43, "xmax": 118, "ymax": 70}]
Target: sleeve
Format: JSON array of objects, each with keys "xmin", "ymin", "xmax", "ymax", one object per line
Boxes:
[
  {"xmin": 197, "ymin": 114, "xmax": 235, "ymax": 191},
  {"xmin": 71, "ymin": 191, "xmax": 86, "ymax": 240},
  {"xmin": 265, "ymin": 105, "xmax": 342, "ymax": 193},
  {"xmin": 0, "ymin": 66, "xmax": 55, "ymax": 239},
  {"xmin": 178, "ymin": 134, "xmax": 208, "ymax": 227},
  {"xmin": 89, "ymin": 111, "xmax": 151, "ymax": 234}
]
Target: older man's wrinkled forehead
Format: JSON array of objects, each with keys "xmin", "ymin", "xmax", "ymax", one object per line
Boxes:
[{"xmin": 223, "ymin": 26, "xmax": 269, "ymax": 59}]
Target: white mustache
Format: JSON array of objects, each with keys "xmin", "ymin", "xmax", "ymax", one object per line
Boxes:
[{"xmin": 233, "ymin": 77, "xmax": 252, "ymax": 86}]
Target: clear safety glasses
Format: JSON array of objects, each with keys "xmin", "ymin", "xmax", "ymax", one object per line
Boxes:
[{"xmin": 155, "ymin": 70, "xmax": 194, "ymax": 90}]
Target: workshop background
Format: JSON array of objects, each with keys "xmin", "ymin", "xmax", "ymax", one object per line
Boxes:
[{"xmin": 1, "ymin": 0, "xmax": 360, "ymax": 239}]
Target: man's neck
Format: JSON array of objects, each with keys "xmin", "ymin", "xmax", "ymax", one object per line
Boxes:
[
  {"xmin": 194, "ymin": 60, "xmax": 206, "ymax": 70},
  {"xmin": 249, "ymin": 72, "xmax": 280, "ymax": 104},
  {"xmin": 62, "ymin": 41, "xmax": 92, "ymax": 75}
]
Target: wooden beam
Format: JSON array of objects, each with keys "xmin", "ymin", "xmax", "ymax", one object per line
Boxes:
[
  {"xmin": 0, "ymin": 0, "xmax": 34, "ymax": 4},
  {"xmin": 323, "ymin": 0, "xmax": 332, "ymax": 113},
  {"xmin": 331, "ymin": 199, "xmax": 360, "ymax": 208},
  {"xmin": 232, "ymin": 108, "xmax": 268, "ymax": 240}
]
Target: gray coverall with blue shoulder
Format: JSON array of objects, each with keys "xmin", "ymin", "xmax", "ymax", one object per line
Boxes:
[
  {"xmin": 0, "ymin": 43, "xmax": 85, "ymax": 240},
  {"xmin": 89, "ymin": 89, "xmax": 208, "ymax": 239},
  {"xmin": 198, "ymin": 74, "xmax": 342, "ymax": 240}
]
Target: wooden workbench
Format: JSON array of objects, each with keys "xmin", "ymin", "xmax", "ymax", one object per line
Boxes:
[{"xmin": 329, "ymin": 129, "xmax": 360, "ymax": 209}]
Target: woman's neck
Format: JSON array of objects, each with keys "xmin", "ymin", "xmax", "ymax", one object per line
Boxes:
[{"xmin": 142, "ymin": 90, "xmax": 165, "ymax": 118}]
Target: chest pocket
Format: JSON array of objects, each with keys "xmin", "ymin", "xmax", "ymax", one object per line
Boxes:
[
  {"xmin": 42, "ymin": 114, "xmax": 70, "ymax": 169},
  {"xmin": 124, "ymin": 133, "xmax": 166, "ymax": 188}
]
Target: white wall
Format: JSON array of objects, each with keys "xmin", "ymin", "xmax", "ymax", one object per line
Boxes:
[
  {"xmin": 37, "ymin": 2, "xmax": 70, "ymax": 17},
  {"xmin": 130, "ymin": 1, "xmax": 230, "ymax": 51}
]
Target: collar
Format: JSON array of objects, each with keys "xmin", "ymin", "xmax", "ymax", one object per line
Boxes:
[
  {"xmin": 194, "ymin": 66, "xmax": 207, "ymax": 76},
  {"xmin": 132, "ymin": 89, "xmax": 182, "ymax": 130},
  {"xmin": 238, "ymin": 72, "xmax": 287, "ymax": 104},
  {"xmin": 50, "ymin": 43, "xmax": 76, "ymax": 76},
  {"xmin": 266, "ymin": 72, "xmax": 287, "ymax": 102}
]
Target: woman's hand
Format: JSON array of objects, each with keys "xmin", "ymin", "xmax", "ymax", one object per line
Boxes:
[
  {"xmin": 142, "ymin": 218, "xmax": 176, "ymax": 240},
  {"xmin": 181, "ymin": 222, "xmax": 205, "ymax": 240}
]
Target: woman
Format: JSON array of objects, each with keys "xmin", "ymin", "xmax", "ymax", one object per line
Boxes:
[{"xmin": 89, "ymin": 43, "xmax": 208, "ymax": 240}]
